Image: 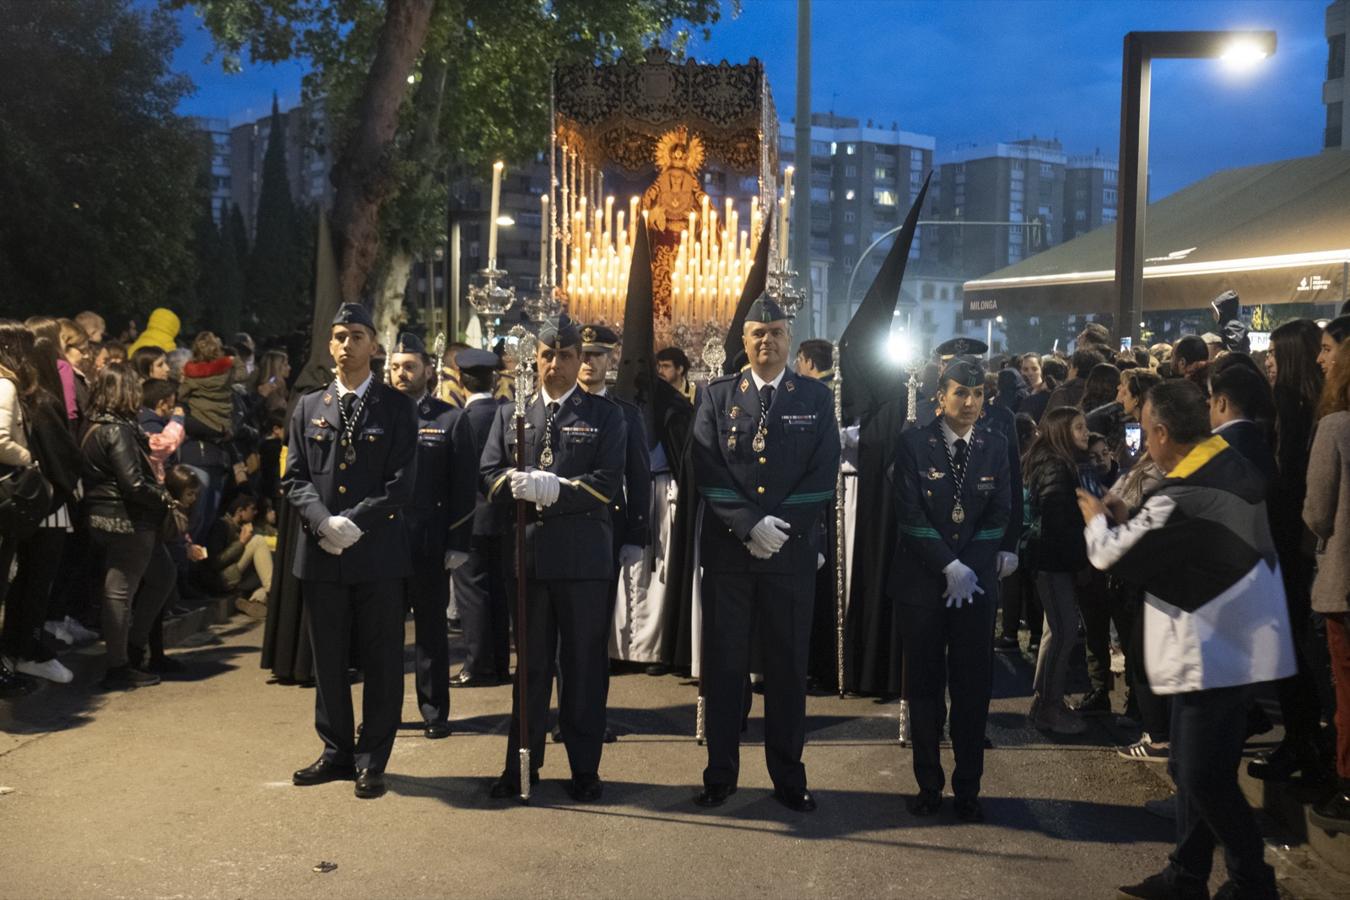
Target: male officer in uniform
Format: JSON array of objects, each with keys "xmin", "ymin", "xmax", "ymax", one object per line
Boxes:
[
  {"xmin": 451, "ymin": 348, "xmax": 512, "ymax": 687},
  {"xmin": 577, "ymin": 325, "xmax": 652, "ymax": 666},
  {"xmin": 691, "ymin": 295, "xmax": 840, "ymax": 813},
  {"xmin": 480, "ymin": 315, "xmax": 627, "ymax": 801},
  {"xmin": 388, "ymin": 333, "xmax": 478, "ymax": 738},
  {"xmin": 285, "ymin": 303, "xmax": 418, "ymax": 800},
  {"xmin": 890, "ymin": 354, "xmax": 1011, "ymax": 822}
]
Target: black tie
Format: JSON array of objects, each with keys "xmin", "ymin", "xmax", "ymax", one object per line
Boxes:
[
  {"xmin": 341, "ymin": 391, "xmax": 357, "ymax": 426},
  {"xmin": 759, "ymin": 385, "xmax": 775, "ymax": 425},
  {"xmin": 953, "ymin": 437, "xmax": 968, "ymax": 476}
]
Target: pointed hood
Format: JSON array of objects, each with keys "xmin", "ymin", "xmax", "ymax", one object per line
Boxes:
[
  {"xmin": 721, "ymin": 217, "xmax": 773, "ymax": 375},
  {"xmin": 614, "ymin": 220, "xmax": 656, "ymax": 440}
]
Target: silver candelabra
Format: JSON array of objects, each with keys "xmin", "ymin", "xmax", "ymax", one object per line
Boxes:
[{"xmin": 467, "ymin": 264, "xmax": 514, "ymax": 349}]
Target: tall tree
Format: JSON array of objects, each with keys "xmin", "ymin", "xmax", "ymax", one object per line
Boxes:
[
  {"xmin": 246, "ymin": 97, "xmax": 308, "ymax": 335},
  {"xmin": 0, "ymin": 0, "xmax": 199, "ymax": 323}
]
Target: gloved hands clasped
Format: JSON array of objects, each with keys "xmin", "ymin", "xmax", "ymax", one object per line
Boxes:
[
  {"xmin": 510, "ymin": 469, "xmax": 561, "ymax": 508},
  {"xmin": 941, "ymin": 560, "xmax": 984, "ymax": 608},
  {"xmin": 318, "ymin": 515, "xmax": 363, "ymax": 555},
  {"xmin": 746, "ymin": 516, "xmax": 791, "ymax": 560}
]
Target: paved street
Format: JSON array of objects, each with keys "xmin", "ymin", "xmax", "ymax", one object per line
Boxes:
[{"xmin": 0, "ymin": 617, "xmax": 1344, "ymax": 899}]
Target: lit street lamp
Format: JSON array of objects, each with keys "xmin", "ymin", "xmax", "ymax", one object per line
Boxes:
[{"xmin": 1114, "ymin": 30, "xmax": 1275, "ymax": 344}]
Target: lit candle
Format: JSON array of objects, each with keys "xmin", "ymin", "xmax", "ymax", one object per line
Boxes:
[
  {"xmin": 539, "ymin": 194, "xmax": 549, "ymax": 283},
  {"xmin": 778, "ymin": 197, "xmax": 789, "ymax": 265},
  {"xmin": 488, "ymin": 160, "xmax": 504, "ymax": 267}
]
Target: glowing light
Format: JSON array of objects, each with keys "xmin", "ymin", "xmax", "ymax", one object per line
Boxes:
[
  {"xmin": 1220, "ymin": 39, "xmax": 1269, "ymax": 70},
  {"xmin": 887, "ymin": 331, "xmax": 916, "ymax": 367},
  {"xmin": 495, "ymin": 215, "xmax": 515, "ymax": 227}
]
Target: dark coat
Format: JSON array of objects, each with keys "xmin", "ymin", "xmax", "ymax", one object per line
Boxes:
[
  {"xmin": 25, "ymin": 391, "xmax": 81, "ymax": 514},
  {"xmin": 480, "ymin": 387, "xmax": 627, "ymax": 581},
  {"xmin": 283, "ymin": 380, "xmax": 419, "ymax": 583},
  {"xmin": 692, "ymin": 369, "xmax": 840, "ymax": 575},
  {"xmin": 461, "ymin": 396, "xmax": 509, "ymax": 537},
  {"xmin": 404, "ymin": 394, "xmax": 478, "ymax": 560},
  {"xmin": 607, "ymin": 392, "xmax": 652, "ymax": 550},
  {"xmin": 1024, "ymin": 456, "xmax": 1088, "ymax": 573},
  {"xmin": 80, "ymin": 412, "xmax": 171, "ymax": 532},
  {"xmin": 887, "ymin": 418, "xmax": 1011, "ymax": 607}
]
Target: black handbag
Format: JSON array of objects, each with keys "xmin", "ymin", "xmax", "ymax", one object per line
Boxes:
[{"xmin": 0, "ymin": 462, "xmax": 53, "ymax": 540}]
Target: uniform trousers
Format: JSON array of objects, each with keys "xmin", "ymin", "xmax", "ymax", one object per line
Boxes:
[
  {"xmin": 701, "ymin": 570, "xmax": 813, "ymax": 792},
  {"xmin": 304, "ymin": 579, "xmax": 404, "ymax": 772},
  {"xmin": 504, "ymin": 579, "xmax": 610, "ymax": 782},
  {"xmin": 406, "ymin": 554, "xmax": 450, "ymax": 725},
  {"xmin": 453, "ymin": 536, "xmax": 510, "ymax": 679},
  {"xmin": 1165, "ymin": 684, "xmax": 1277, "ymax": 897},
  {"xmin": 901, "ymin": 595, "xmax": 996, "ymax": 798}
]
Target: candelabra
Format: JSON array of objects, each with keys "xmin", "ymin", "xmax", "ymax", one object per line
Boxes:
[
  {"xmin": 524, "ymin": 278, "xmax": 562, "ymax": 325},
  {"xmin": 765, "ymin": 262, "xmax": 805, "ymax": 322},
  {"xmin": 467, "ymin": 265, "xmax": 515, "ymax": 349}
]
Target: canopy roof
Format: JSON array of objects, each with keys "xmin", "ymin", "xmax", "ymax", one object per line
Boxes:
[{"xmin": 963, "ymin": 151, "xmax": 1350, "ymax": 318}]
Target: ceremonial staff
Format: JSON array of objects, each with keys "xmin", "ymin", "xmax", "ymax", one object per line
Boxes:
[
  {"xmin": 897, "ymin": 367, "xmax": 920, "ymax": 748},
  {"xmin": 832, "ymin": 342, "xmax": 846, "ymax": 699},
  {"xmin": 511, "ymin": 325, "xmax": 537, "ymax": 800},
  {"xmin": 694, "ymin": 339, "xmax": 728, "ymax": 745}
]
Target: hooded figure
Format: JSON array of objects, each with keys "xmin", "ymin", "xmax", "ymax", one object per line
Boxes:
[
  {"xmin": 1210, "ymin": 290, "xmax": 1250, "ymax": 354},
  {"xmin": 128, "ymin": 308, "xmax": 181, "ymax": 355}
]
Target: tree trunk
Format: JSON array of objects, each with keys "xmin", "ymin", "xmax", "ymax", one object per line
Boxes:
[
  {"xmin": 372, "ymin": 250, "xmax": 413, "ymax": 347},
  {"xmin": 326, "ymin": 0, "xmax": 435, "ymax": 311}
]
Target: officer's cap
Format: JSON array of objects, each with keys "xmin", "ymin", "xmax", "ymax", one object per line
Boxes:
[
  {"xmin": 332, "ymin": 303, "xmax": 376, "ymax": 333},
  {"xmin": 934, "ymin": 336, "xmax": 988, "ymax": 360},
  {"xmin": 581, "ymin": 324, "xmax": 620, "ymax": 353},
  {"xmin": 745, "ymin": 294, "xmax": 787, "ymax": 324},
  {"xmin": 940, "ymin": 357, "xmax": 986, "ymax": 388},
  {"xmin": 455, "ymin": 348, "xmax": 500, "ymax": 372},
  {"xmin": 537, "ymin": 315, "xmax": 581, "ymax": 350},
  {"xmin": 390, "ymin": 331, "xmax": 426, "ymax": 356}
]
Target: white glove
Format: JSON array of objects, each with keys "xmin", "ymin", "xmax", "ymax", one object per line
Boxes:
[
  {"xmin": 510, "ymin": 470, "xmax": 561, "ymax": 508},
  {"xmin": 444, "ymin": 550, "xmax": 470, "ymax": 571},
  {"xmin": 318, "ymin": 535, "xmax": 346, "ymax": 556},
  {"xmin": 319, "ymin": 515, "xmax": 363, "ymax": 549},
  {"xmin": 996, "ymin": 551, "xmax": 1020, "ymax": 579},
  {"xmin": 817, "ymin": 553, "xmax": 826, "ymax": 571},
  {"xmin": 618, "ymin": 544, "xmax": 644, "ymax": 567},
  {"xmin": 942, "ymin": 560, "xmax": 984, "ymax": 609},
  {"xmin": 748, "ymin": 516, "xmax": 791, "ymax": 556},
  {"xmin": 841, "ymin": 425, "xmax": 861, "ymax": 449},
  {"xmin": 745, "ymin": 541, "xmax": 775, "ymax": 560}
]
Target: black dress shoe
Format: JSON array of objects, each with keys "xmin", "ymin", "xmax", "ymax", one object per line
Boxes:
[
  {"xmin": 1116, "ymin": 869, "xmax": 1209, "ymax": 900},
  {"xmin": 644, "ymin": 663, "xmax": 670, "ymax": 676},
  {"xmin": 569, "ymin": 774, "xmax": 603, "ymax": 802},
  {"xmin": 907, "ymin": 790, "xmax": 942, "ymax": 817},
  {"xmin": 148, "ymin": 655, "xmax": 187, "ymax": 676},
  {"xmin": 354, "ymin": 769, "xmax": 386, "ymax": 799},
  {"xmin": 773, "ymin": 787, "xmax": 817, "ymax": 813},
  {"xmin": 954, "ymin": 796, "xmax": 985, "ymax": 822},
  {"xmin": 424, "ymin": 721, "xmax": 452, "ymax": 740},
  {"xmin": 1247, "ymin": 740, "xmax": 1325, "ymax": 783},
  {"xmin": 450, "ymin": 670, "xmax": 499, "ymax": 688},
  {"xmin": 489, "ymin": 769, "xmax": 540, "ymax": 799},
  {"xmin": 694, "ymin": 784, "xmax": 737, "ymax": 808},
  {"xmin": 293, "ymin": 757, "xmax": 357, "ymax": 786}
]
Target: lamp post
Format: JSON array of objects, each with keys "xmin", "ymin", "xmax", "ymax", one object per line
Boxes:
[{"xmin": 1114, "ymin": 30, "xmax": 1275, "ymax": 344}]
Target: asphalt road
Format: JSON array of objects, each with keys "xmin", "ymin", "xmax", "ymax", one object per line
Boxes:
[{"xmin": 0, "ymin": 617, "xmax": 1344, "ymax": 899}]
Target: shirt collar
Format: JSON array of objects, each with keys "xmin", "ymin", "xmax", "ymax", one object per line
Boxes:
[
  {"xmin": 939, "ymin": 417, "xmax": 974, "ymax": 449},
  {"xmin": 464, "ymin": 392, "xmax": 493, "ymax": 406},
  {"xmin": 540, "ymin": 382, "xmax": 578, "ymax": 407},
  {"xmin": 1212, "ymin": 418, "xmax": 1252, "ymax": 434},
  {"xmin": 750, "ymin": 367, "xmax": 786, "ymax": 392},
  {"xmin": 334, "ymin": 372, "xmax": 373, "ymax": 399}
]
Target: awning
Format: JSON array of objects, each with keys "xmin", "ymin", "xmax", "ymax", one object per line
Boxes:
[{"xmin": 962, "ymin": 151, "xmax": 1350, "ymax": 318}]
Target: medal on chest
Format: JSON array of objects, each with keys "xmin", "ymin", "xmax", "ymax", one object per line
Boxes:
[
  {"xmin": 539, "ymin": 446, "xmax": 554, "ymax": 469},
  {"xmin": 951, "ymin": 502, "xmax": 966, "ymax": 524},
  {"xmin": 751, "ymin": 430, "xmax": 766, "ymax": 453}
]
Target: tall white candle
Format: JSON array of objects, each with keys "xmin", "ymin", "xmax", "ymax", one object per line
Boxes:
[
  {"xmin": 539, "ymin": 194, "xmax": 549, "ymax": 282},
  {"xmin": 488, "ymin": 160, "xmax": 503, "ymax": 267}
]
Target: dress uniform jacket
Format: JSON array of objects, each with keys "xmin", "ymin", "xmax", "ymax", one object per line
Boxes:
[
  {"xmin": 888, "ymin": 418, "xmax": 1011, "ymax": 605},
  {"xmin": 406, "ymin": 395, "xmax": 478, "ymax": 560},
  {"xmin": 285, "ymin": 381, "xmax": 418, "ymax": 582},
  {"xmin": 694, "ymin": 370, "xmax": 840, "ymax": 574},
  {"xmin": 481, "ymin": 390, "xmax": 627, "ymax": 579},
  {"xmin": 462, "ymin": 397, "xmax": 509, "ymax": 538}
]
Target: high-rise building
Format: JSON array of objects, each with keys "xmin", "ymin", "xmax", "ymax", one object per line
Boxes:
[
  {"xmin": 1062, "ymin": 152, "xmax": 1119, "ymax": 242},
  {"xmin": 228, "ymin": 98, "xmax": 335, "ymax": 238},
  {"xmin": 779, "ymin": 113, "xmax": 938, "ymax": 337},
  {"xmin": 1326, "ymin": 0, "xmax": 1348, "ymax": 150},
  {"xmin": 936, "ymin": 138, "xmax": 1066, "ymax": 281},
  {"xmin": 188, "ymin": 117, "xmax": 232, "ymax": 227}
]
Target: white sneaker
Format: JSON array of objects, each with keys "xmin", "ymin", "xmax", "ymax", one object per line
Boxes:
[
  {"xmin": 44, "ymin": 619, "xmax": 74, "ymax": 646},
  {"xmin": 15, "ymin": 657, "xmax": 74, "ymax": 684},
  {"xmin": 64, "ymin": 616, "xmax": 99, "ymax": 643}
]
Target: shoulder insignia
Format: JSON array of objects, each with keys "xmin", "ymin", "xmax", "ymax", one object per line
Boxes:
[
  {"xmin": 785, "ymin": 379, "xmax": 795, "ymax": 392},
  {"xmin": 322, "ymin": 393, "xmax": 333, "ymax": 405},
  {"xmin": 571, "ymin": 393, "xmax": 582, "ymax": 406},
  {"xmin": 739, "ymin": 379, "xmax": 750, "ymax": 393}
]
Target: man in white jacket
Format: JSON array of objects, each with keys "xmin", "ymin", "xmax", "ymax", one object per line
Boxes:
[{"xmin": 1078, "ymin": 380, "xmax": 1293, "ymax": 900}]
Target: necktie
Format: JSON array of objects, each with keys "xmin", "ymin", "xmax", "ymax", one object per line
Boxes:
[
  {"xmin": 340, "ymin": 391, "xmax": 357, "ymax": 426},
  {"xmin": 953, "ymin": 437, "xmax": 968, "ymax": 476},
  {"xmin": 759, "ymin": 385, "xmax": 775, "ymax": 426}
]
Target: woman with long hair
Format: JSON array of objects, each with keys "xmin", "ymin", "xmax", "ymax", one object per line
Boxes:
[
  {"xmin": 1022, "ymin": 406, "xmax": 1092, "ymax": 735},
  {"xmin": 1249, "ymin": 319, "xmax": 1330, "ymax": 785},
  {"xmin": 80, "ymin": 363, "xmax": 176, "ymax": 689},
  {"xmin": 1319, "ymin": 315, "xmax": 1350, "ymax": 378},
  {"xmin": 131, "ymin": 345, "xmax": 171, "ymax": 382},
  {"xmin": 1307, "ymin": 339, "xmax": 1350, "ymax": 831},
  {"xmin": 26, "ymin": 316, "xmax": 78, "ymax": 425}
]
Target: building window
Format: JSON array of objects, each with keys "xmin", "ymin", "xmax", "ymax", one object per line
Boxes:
[
  {"xmin": 922, "ymin": 309, "xmax": 934, "ymax": 325},
  {"xmin": 845, "ymin": 143, "xmax": 856, "ymax": 155},
  {"xmin": 843, "ymin": 210, "xmax": 855, "ymax": 223},
  {"xmin": 810, "ymin": 186, "xmax": 829, "ymax": 203},
  {"xmin": 1104, "ymin": 188, "xmax": 1117, "ymax": 206},
  {"xmin": 1075, "ymin": 209, "xmax": 1087, "ymax": 222},
  {"xmin": 1330, "ymin": 33, "xmax": 1346, "ymax": 80},
  {"xmin": 1102, "ymin": 208, "xmax": 1117, "ymax": 223},
  {"xmin": 1040, "ymin": 162, "xmax": 1054, "ymax": 177},
  {"xmin": 874, "ymin": 167, "xmax": 893, "ymax": 181},
  {"xmin": 845, "ymin": 188, "xmax": 856, "ymax": 201},
  {"xmin": 830, "ymin": 141, "xmax": 838, "ymax": 156},
  {"xmin": 873, "ymin": 188, "xmax": 897, "ymax": 207},
  {"xmin": 911, "ymin": 149, "xmax": 924, "ymax": 166},
  {"xmin": 1104, "ymin": 168, "xmax": 1117, "ymax": 186},
  {"xmin": 845, "ymin": 165, "xmax": 857, "ymax": 178},
  {"xmin": 921, "ymin": 282, "xmax": 935, "ymax": 300},
  {"xmin": 1328, "ymin": 102, "xmax": 1344, "ymax": 149},
  {"xmin": 1011, "ymin": 159, "xmax": 1023, "ymax": 171},
  {"xmin": 811, "ymin": 141, "xmax": 830, "ymax": 156}
]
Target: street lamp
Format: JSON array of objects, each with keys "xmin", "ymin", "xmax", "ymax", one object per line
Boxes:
[
  {"xmin": 986, "ymin": 314, "xmax": 1004, "ymax": 359},
  {"xmin": 1114, "ymin": 30, "xmax": 1275, "ymax": 344}
]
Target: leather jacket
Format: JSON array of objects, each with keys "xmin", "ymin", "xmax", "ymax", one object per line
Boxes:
[{"xmin": 80, "ymin": 413, "xmax": 171, "ymax": 533}]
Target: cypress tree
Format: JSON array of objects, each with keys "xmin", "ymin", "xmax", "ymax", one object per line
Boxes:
[{"xmin": 247, "ymin": 95, "xmax": 305, "ymax": 335}]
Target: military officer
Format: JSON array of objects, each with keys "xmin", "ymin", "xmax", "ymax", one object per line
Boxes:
[
  {"xmin": 691, "ymin": 295, "xmax": 841, "ymax": 813},
  {"xmin": 577, "ymin": 325, "xmax": 651, "ymax": 654},
  {"xmin": 285, "ymin": 303, "xmax": 418, "ymax": 800},
  {"xmin": 450, "ymin": 348, "xmax": 512, "ymax": 687},
  {"xmin": 480, "ymin": 315, "xmax": 627, "ymax": 802},
  {"xmin": 890, "ymin": 354, "xmax": 1011, "ymax": 822},
  {"xmin": 388, "ymin": 333, "xmax": 478, "ymax": 739}
]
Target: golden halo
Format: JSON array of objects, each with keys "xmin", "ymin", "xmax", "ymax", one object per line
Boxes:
[{"xmin": 653, "ymin": 126, "xmax": 705, "ymax": 174}]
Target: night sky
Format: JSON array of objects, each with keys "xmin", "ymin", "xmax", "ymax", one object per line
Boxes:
[{"xmin": 173, "ymin": 0, "xmax": 1328, "ymax": 200}]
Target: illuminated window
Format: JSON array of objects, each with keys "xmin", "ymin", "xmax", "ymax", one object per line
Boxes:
[
  {"xmin": 845, "ymin": 189, "xmax": 856, "ymax": 201},
  {"xmin": 873, "ymin": 188, "xmax": 897, "ymax": 207}
]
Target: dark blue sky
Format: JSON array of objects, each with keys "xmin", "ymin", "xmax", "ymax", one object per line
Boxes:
[{"xmin": 174, "ymin": 0, "xmax": 1328, "ymax": 199}]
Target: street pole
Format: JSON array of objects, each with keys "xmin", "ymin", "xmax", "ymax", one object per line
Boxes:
[
  {"xmin": 794, "ymin": 0, "xmax": 814, "ymax": 335},
  {"xmin": 1115, "ymin": 34, "xmax": 1149, "ymax": 346}
]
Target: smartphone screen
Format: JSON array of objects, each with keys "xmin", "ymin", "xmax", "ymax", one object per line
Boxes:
[{"xmin": 1125, "ymin": 423, "xmax": 1142, "ymax": 455}]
